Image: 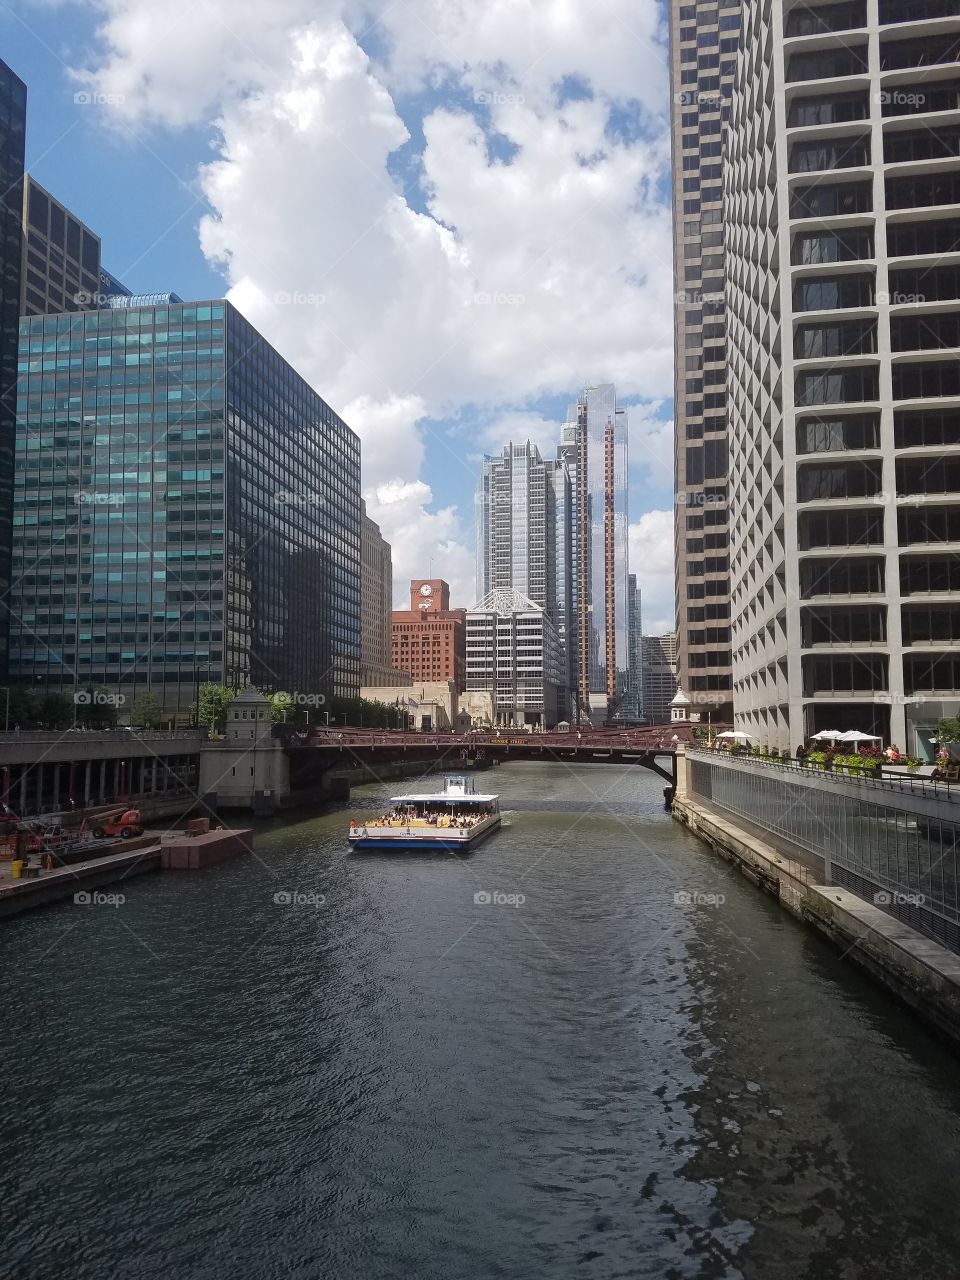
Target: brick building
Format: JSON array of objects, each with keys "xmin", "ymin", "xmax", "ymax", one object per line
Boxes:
[{"xmin": 392, "ymin": 579, "xmax": 466, "ymax": 691}]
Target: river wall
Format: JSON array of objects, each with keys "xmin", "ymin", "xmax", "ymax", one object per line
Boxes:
[{"xmin": 673, "ymin": 784, "xmax": 960, "ymax": 1050}]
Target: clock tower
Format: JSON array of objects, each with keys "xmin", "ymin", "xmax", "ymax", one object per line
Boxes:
[{"xmin": 410, "ymin": 578, "xmax": 449, "ymax": 612}]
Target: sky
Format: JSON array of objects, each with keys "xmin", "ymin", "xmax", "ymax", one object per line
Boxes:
[{"xmin": 2, "ymin": 0, "xmax": 678, "ymax": 632}]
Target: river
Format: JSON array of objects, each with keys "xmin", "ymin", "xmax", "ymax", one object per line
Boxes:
[{"xmin": 3, "ymin": 762, "xmax": 960, "ymax": 1279}]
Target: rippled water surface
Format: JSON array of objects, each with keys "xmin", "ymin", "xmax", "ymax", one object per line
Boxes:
[{"xmin": 4, "ymin": 762, "xmax": 960, "ymax": 1279}]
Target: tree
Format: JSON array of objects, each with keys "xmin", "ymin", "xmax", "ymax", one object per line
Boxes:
[
  {"xmin": 132, "ymin": 692, "xmax": 162, "ymax": 729},
  {"xmin": 196, "ymin": 684, "xmax": 234, "ymax": 733},
  {"xmin": 37, "ymin": 692, "xmax": 75, "ymax": 729},
  {"xmin": 937, "ymin": 717, "xmax": 960, "ymax": 745},
  {"xmin": 267, "ymin": 691, "xmax": 294, "ymax": 724}
]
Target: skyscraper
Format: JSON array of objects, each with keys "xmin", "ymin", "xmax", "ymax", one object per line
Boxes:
[
  {"xmin": 475, "ymin": 441, "xmax": 573, "ymax": 716},
  {"xmin": 642, "ymin": 632, "xmax": 679, "ymax": 726},
  {"xmin": 359, "ymin": 500, "xmax": 396, "ymax": 686},
  {"xmin": 625, "ymin": 573, "xmax": 644, "ymax": 722},
  {"xmin": 563, "ymin": 383, "xmax": 630, "ymax": 720},
  {"xmin": 669, "ymin": 0, "xmax": 741, "ymax": 727},
  {"xmin": 724, "ymin": 0, "xmax": 960, "ymax": 753},
  {"xmin": 11, "ymin": 300, "xmax": 361, "ymax": 717},
  {"xmin": 0, "ymin": 59, "xmax": 26, "ymax": 681},
  {"xmin": 20, "ymin": 177, "xmax": 101, "ymax": 316}
]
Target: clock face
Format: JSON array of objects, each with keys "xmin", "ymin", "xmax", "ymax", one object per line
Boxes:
[{"xmin": 420, "ymin": 583, "xmax": 433, "ymax": 597}]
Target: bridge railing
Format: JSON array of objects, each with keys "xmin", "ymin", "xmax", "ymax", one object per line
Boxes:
[{"xmin": 284, "ymin": 727, "xmax": 695, "ymax": 751}]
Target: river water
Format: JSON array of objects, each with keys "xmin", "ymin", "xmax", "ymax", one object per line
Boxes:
[{"xmin": 3, "ymin": 762, "xmax": 960, "ymax": 1279}]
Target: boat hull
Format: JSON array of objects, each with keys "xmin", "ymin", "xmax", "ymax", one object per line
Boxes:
[{"xmin": 349, "ymin": 817, "xmax": 501, "ymax": 852}]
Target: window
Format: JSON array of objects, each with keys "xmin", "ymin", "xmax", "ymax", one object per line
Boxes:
[
  {"xmin": 791, "ymin": 181, "xmax": 871, "ymax": 218},
  {"xmin": 802, "ymin": 654, "xmax": 887, "ymax": 694},
  {"xmin": 896, "ymin": 456, "xmax": 960, "ymax": 495},
  {"xmin": 905, "ymin": 654, "xmax": 960, "ymax": 693},
  {"xmin": 900, "ymin": 556, "xmax": 960, "ymax": 593},
  {"xmin": 789, "ymin": 135, "xmax": 870, "ymax": 173},
  {"xmin": 794, "ymin": 319, "xmax": 877, "ymax": 358},
  {"xmin": 886, "ymin": 171, "xmax": 960, "ymax": 210},
  {"xmin": 800, "ymin": 557, "xmax": 885, "ymax": 595},
  {"xmin": 788, "ymin": 92, "xmax": 868, "ymax": 126},
  {"xmin": 800, "ymin": 509, "xmax": 884, "ymax": 549},
  {"xmin": 795, "ymin": 366, "xmax": 879, "ymax": 406},
  {"xmin": 880, "ymin": 0, "xmax": 960, "ymax": 21},
  {"xmin": 797, "ymin": 414, "xmax": 880, "ymax": 453},
  {"xmin": 887, "ymin": 218, "xmax": 960, "ymax": 258},
  {"xmin": 785, "ymin": 1, "xmax": 866, "ymax": 35},
  {"xmin": 797, "ymin": 459, "xmax": 882, "ymax": 499},
  {"xmin": 879, "ymin": 32, "xmax": 960, "ymax": 71},
  {"xmin": 902, "ymin": 605, "xmax": 960, "ymax": 645},
  {"xmin": 893, "ymin": 362, "xmax": 960, "ymax": 400},
  {"xmin": 792, "ymin": 228, "xmax": 874, "ymax": 265},
  {"xmin": 801, "ymin": 606, "xmax": 887, "ymax": 646},
  {"xmin": 787, "ymin": 46, "xmax": 867, "ymax": 82},
  {"xmin": 891, "ymin": 312, "xmax": 960, "ymax": 352},
  {"xmin": 880, "ymin": 78, "xmax": 960, "ymax": 118},
  {"xmin": 793, "ymin": 274, "xmax": 875, "ymax": 311},
  {"xmin": 898, "ymin": 505, "xmax": 960, "ymax": 544},
  {"xmin": 894, "ymin": 411, "xmax": 960, "ymax": 448},
  {"xmin": 885, "ymin": 127, "xmax": 960, "ymax": 164}
]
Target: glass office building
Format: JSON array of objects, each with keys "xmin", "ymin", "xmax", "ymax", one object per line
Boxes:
[
  {"xmin": 0, "ymin": 59, "xmax": 26, "ymax": 680},
  {"xmin": 11, "ymin": 300, "xmax": 361, "ymax": 717},
  {"xmin": 563, "ymin": 383, "xmax": 630, "ymax": 719}
]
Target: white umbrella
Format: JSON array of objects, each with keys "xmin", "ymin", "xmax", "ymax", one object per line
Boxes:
[
  {"xmin": 837, "ymin": 730, "xmax": 881, "ymax": 743},
  {"xmin": 715, "ymin": 730, "xmax": 755, "ymax": 741},
  {"xmin": 810, "ymin": 730, "xmax": 844, "ymax": 741}
]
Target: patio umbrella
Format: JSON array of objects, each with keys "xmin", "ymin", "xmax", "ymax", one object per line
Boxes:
[
  {"xmin": 809, "ymin": 730, "xmax": 844, "ymax": 741},
  {"xmin": 838, "ymin": 730, "xmax": 881, "ymax": 743},
  {"xmin": 715, "ymin": 730, "xmax": 755, "ymax": 741}
]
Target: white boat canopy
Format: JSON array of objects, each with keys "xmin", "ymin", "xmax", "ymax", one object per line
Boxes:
[{"xmin": 390, "ymin": 793, "xmax": 499, "ymax": 803}]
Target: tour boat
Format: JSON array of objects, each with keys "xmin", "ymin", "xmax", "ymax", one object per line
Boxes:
[{"xmin": 348, "ymin": 775, "xmax": 501, "ymax": 851}]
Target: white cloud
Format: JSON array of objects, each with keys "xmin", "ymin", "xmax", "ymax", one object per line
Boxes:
[
  {"xmin": 368, "ymin": 481, "xmax": 475, "ymax": 610},
  {"xmin": 78, "ymin": 0, "xmax": 674, "ymax": 619},
  {"xmin": 629, "ymin": 510, "xmax": 675, "ymax": 635}
]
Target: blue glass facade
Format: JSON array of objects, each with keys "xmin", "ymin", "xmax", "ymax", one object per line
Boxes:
[
  {"xmin": 0, "ymin": 59, "xmax": 26, "ymax": 678},
  {"xmin": 11, "ymin": 301, "xmax": 360, "ymax": 716}
]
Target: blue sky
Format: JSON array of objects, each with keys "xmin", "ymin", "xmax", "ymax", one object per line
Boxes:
[{"xmin": 1, "ymin": 0, "xmax": 677, "ymax": 627}]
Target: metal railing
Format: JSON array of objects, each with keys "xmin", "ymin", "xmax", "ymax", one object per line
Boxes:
[
  {"xmin": 687, "ymin": 749, "xmax": 960, "ymax": 952},
  {"xmin": 687, "ymin": 746, "xmax": 960, "ymax": 802}
]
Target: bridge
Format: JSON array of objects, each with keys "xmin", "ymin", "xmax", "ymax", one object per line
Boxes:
[{"xmin": 280, "ymin": 726, "xmax": 704, "ymax": 788}]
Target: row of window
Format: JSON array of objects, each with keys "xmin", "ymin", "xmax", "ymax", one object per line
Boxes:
[{"xmin": 795, "ymin": 317, "xmax": 877, "ymax": 356}]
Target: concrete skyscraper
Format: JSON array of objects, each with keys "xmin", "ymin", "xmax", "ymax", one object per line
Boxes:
[
  {"xmin": 669, "ymin": 0, "xmax": 742, "ymax": 726},
  {"xmin": 723, "ymin": 0, "xmax": 960, "ymax": 752}
]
